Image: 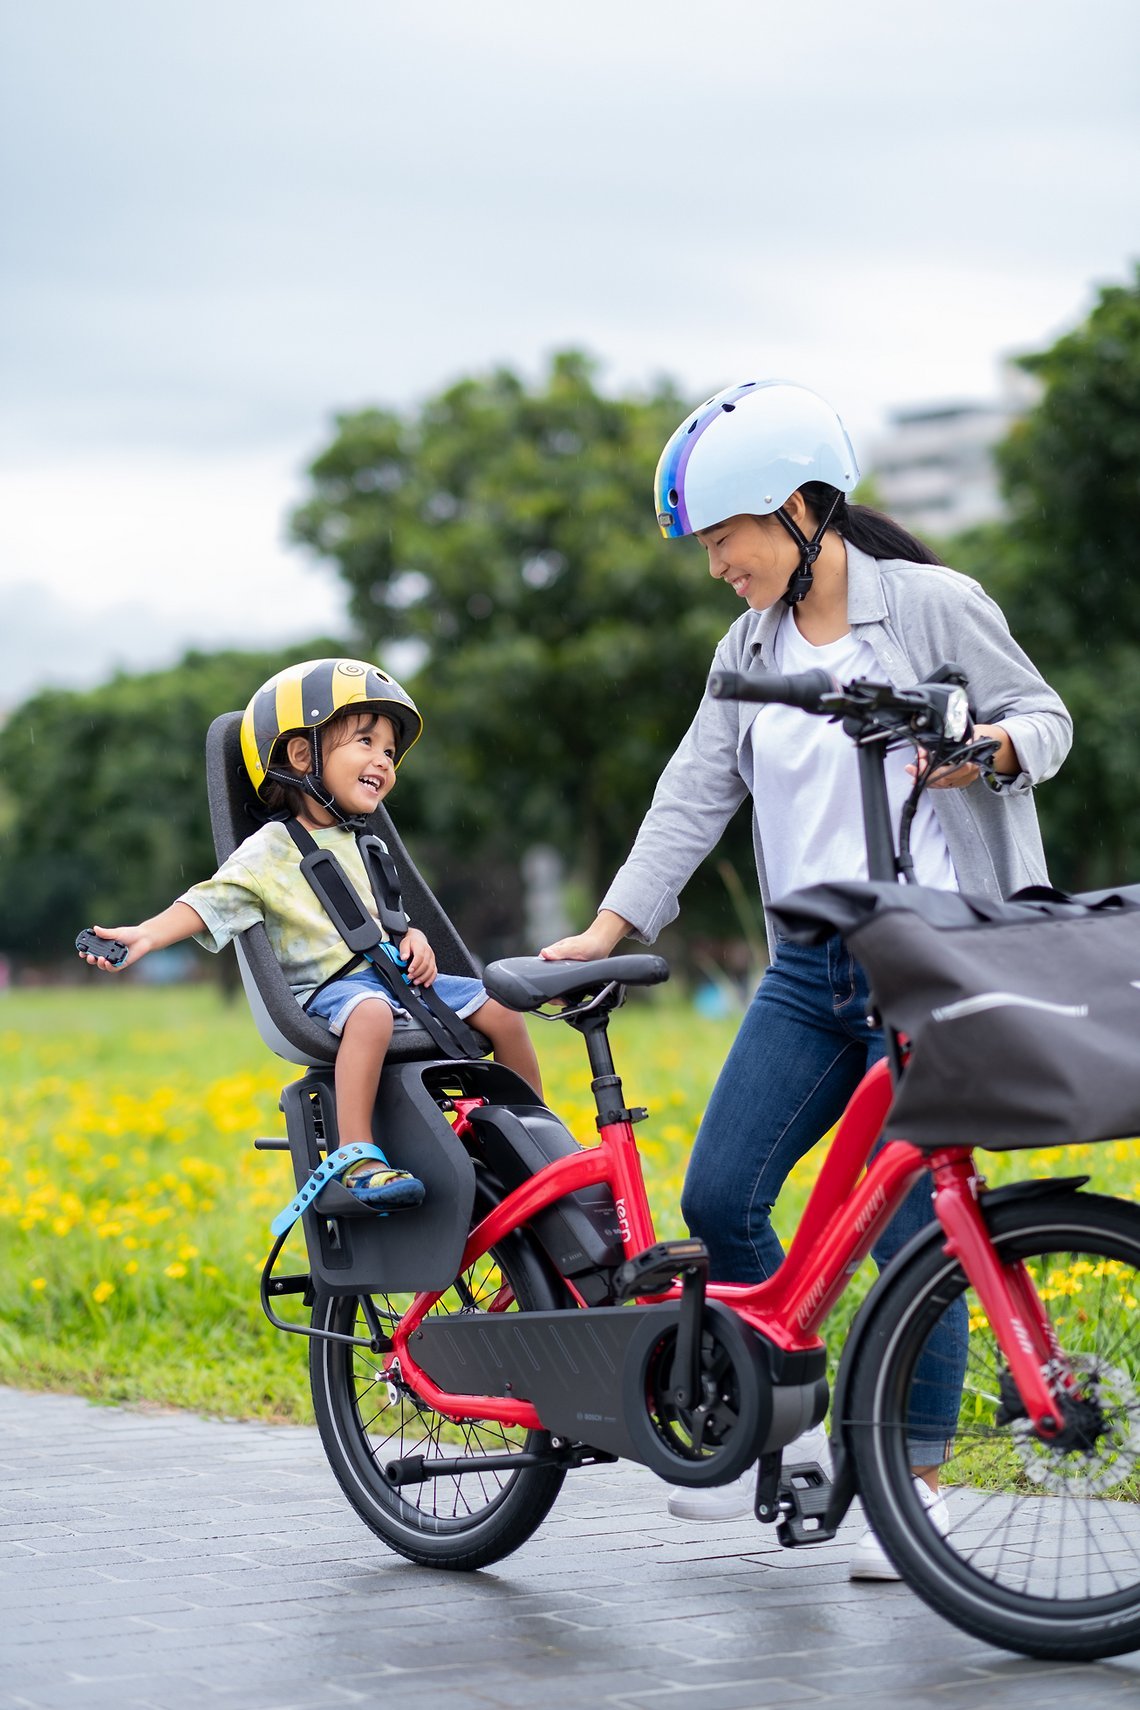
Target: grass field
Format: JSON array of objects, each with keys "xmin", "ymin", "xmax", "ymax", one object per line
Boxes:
[{"xmin": 4, "ymin": 984, "xmax": 1139, "ymax": 1423}]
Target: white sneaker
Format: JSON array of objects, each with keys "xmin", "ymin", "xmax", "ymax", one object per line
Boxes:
[
  {"xmin": 848, "ymin": 1477, "xmax": 950, "ymax": 1581},
  {"xmin": 666, "ymin": 1423, "xmax": 832, "ymax": 1522},
  {"xmin": 782, "ymin": 1422, "xmax": 832, "ymax": 1477},
  {"xmin": 666, "ymin": 1466, "xmax": 753, "ymax": 1522}
]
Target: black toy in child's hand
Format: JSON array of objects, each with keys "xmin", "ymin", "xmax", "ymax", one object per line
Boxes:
[{"xmin": 75, "ymin": 928, "xmax": 130, "ymax": 967}]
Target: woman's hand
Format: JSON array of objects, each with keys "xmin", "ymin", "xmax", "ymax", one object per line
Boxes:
[
  {"xmin": 541, "ymin": 911, "xmax": 631, "ymax": 962},
  {"xmin": 400, "ymin": 928, "xmax": 437, "ymax": 985},
  {"xmin": 78, "ymin": 924, "xmax": 150, "ymax": 971},
  {"xmin": 906, "ymin": 722, "xmax": 1018, "ymax": 790}
]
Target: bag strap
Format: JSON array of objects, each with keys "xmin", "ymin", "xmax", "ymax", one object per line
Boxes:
[{"xmin": 282, "ymin": 819, "xmax": 484, "ymax": 1060}]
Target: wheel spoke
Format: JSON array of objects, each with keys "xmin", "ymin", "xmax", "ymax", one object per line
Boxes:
[
  {"xmin": 848, "ymin": 1195, "xmax": 1140, "ymax": 1659},
  {"xmin": 309, "ymin": 1212, "xmax": 567, "ymax": 1569}
]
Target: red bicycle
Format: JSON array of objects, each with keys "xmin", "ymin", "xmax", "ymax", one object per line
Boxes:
[{"xmin": 263, "ymin": 666, "xmax": 1140, "ymax": 1662}]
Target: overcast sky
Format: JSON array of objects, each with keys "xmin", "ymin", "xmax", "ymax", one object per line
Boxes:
[{"xmin": 2, "ymin": 0, "xmax": 1137, "ymax": 703}]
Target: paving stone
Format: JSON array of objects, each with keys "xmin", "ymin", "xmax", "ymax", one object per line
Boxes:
[{"xmin": 3, "ymin": 1385, "xmax": 1140, "ymax": 1710}]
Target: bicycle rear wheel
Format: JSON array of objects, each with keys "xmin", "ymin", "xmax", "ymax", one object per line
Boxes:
[
  {"xmin": 310, "ymin": 1219, "xmax": 567, "ymax": 1571},
  {"xmin": 848, "ymin": 1190, "xmax": 1140, "ymax": 1660}
]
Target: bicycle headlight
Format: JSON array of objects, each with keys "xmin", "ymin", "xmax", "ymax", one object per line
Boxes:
[{"xmin": 944, "ymin": 686, "xmax": 970, "ymax": 742}]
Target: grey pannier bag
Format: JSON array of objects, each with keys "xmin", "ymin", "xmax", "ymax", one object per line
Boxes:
[{"xmin": 768, "ymin": 881, "xmax": 1140, "ymax": 1152}]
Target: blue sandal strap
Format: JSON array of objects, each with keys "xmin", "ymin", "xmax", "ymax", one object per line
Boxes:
[{"xmin": 270, "ymin": 1142, "xmax": 389, "ymax": 1237}]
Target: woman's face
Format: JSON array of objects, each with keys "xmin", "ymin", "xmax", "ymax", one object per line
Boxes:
[{"xmin": 695, "ymin": 511, "xmax": 800, "ymax": 612}]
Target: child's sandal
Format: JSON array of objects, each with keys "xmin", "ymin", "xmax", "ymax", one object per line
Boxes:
[{"xmin": 342, "ymin": 1158, "xmax": 426, "ymax": 1210}]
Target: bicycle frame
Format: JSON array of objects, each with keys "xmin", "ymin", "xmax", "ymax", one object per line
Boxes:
[
  {"xmin": 385, "ymin": 668, "xmax": 1074, "ymax": 1448},
  {"xmin": 388, "ymin": 1051, "xmax": 1064, "ymax": 1442}
]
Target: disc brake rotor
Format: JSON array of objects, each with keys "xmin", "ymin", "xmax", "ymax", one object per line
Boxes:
[{"xmin": 1010, "ymin": 1355, "xmax": 1140, "ymax": 1495}]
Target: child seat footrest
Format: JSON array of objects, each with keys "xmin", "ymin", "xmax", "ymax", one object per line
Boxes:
[{"xmin": 270, "ymin": 1142, "xmax": 388, "ymax": 1237}]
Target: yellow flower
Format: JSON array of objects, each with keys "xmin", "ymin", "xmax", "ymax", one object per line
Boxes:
[
  {"xmin": 30, "ymin": 1277, "xmax": 47, "ymax": 1291},
  {"xmin": 164, "ymin": 1261, "xmax": 187, "ymax": 1279},
  {"xmin": 124, "ymin": 1260, "xmax": 139, "ymax": 1276},
  {"xmin": 92, "ymin": 1280, "xmax": 115, "ymax": 1304}
]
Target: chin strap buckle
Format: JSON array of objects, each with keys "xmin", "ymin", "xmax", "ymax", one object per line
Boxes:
[{"xmin": 776, "ymin": 491, "xmax": 842, "ymax": 607}]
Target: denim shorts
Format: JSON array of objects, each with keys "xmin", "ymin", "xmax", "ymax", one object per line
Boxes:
[{"xmin": 306, "ymin": 966, "xmax": 487, "ymax": 1036}]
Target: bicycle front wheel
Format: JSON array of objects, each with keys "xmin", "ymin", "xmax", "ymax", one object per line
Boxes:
[
  {"xmin": 310, "ymin": 1219, "xmax": 567, "ymax": 1571},
  {"xmin": 848, "ymin": 1190, "xmax": 1140, "ymax": 1660}
]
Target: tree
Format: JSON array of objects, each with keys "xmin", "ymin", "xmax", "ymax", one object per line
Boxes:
[
  {"xmin": 291, "ymin": 352, "xmax": 751, "ymax": 928},
  {"xmin": 949, "ymin": 270, "xmax": 1140, "ymax": 888},
  {"xmin": 0, "ymin": 642, "xmax": 347, "ymax": 961}
]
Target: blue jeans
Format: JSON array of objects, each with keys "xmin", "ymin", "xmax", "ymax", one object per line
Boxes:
[{"xmin": 682, "ymin": 934, "xmax": 966, "ymax": 1461}]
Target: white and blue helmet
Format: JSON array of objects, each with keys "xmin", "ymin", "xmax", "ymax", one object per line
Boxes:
[{"xmin": 653, "ymin": 380, "xmax": 860, "ymax": 540}]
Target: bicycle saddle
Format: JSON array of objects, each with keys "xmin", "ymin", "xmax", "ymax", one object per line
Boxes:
[{"xmin": 483, "ymin": 954, "xmax": 669, "ymax": 1012}]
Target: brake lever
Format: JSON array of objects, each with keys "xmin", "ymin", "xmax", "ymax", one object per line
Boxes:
[{"xmin": 919, "ymin": 735, "xmax": 1002, "ymax": 776}]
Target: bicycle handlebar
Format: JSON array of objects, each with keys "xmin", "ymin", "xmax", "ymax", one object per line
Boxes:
[
  {"xmin": 708, "ymin": 664, "xmax": 976, "ymax": 751},
  {"xmin": 708, "ymin": 668, "xmax": 838, "ymax": 711}
]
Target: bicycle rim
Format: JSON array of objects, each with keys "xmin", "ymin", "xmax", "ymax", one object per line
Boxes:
[
  {"xmin": 310, "ymin": 1225, "xmax": 566, "ymax": 1568},
  {"xmin": 849, "ymin": 1191, "xmax": 1140, "ymax": 1660}
]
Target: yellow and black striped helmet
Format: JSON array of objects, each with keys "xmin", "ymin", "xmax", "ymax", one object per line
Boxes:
[{"xmin": 240, "ymin": 658, "xmax": 423, "ymax": 800}]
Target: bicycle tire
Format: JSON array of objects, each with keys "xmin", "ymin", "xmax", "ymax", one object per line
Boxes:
[
  {"xmin": 310, "ymin": 1214, "xmax": 567, "ymax": 1571},
  {"xmin": 847, "ymin": 1190, "xmax": 1140, "ymax": 1660}
]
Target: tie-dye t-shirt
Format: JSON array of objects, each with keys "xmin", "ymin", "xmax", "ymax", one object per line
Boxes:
[{"xmin": 180, "ymin": 821, "xmax": 392, "ymax": 1002}]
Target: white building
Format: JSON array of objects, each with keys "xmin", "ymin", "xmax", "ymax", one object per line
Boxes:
[{"xmin": 868, "ymin": 370, "xmax": 1038, "ymax": 538}]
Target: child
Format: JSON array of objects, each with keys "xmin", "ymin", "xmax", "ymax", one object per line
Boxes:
[{"xmin": 80, "ymin": 657, "xmax": 543, "ymax": 1211}]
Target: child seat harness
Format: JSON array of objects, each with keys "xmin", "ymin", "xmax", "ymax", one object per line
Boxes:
[{"xmin": 282, "ymin": 818, "xmax": 484, "ymax": 1061}]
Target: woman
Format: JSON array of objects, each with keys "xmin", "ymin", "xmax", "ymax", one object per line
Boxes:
[{"xmin": 542, "ymin": 379, "xmax": 1071, "ymax": 1578}]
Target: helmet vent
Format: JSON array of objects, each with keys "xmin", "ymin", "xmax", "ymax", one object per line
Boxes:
[
  {"xmin": 668, "ymin": 488, "xmax": 679, "ymax": 505},
  {"xmin": 686, "ymin": 419, "xmax": 699, "ymax": 434},
  {"xmin": 721, "ymin": 402, "xmax": 736, "ymax": 412}
]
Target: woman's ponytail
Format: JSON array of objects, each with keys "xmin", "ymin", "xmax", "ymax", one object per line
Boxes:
[{"xmin": 800, "ymin": 482, "xmax": 943, "ymax": 567}]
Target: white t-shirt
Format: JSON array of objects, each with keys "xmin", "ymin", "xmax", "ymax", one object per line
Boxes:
[{"xmin": 747, "ymin": 614, "xmax": 959, "ymax": 900}]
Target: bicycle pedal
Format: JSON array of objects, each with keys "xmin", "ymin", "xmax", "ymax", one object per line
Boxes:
[
  {"xmin": 613, "ymin": 1238, "xmax": 709, "ymax": 1300},
  {"xmin": 776, "ymin": 1461, "xmax": 839, "ymax": 1547}
]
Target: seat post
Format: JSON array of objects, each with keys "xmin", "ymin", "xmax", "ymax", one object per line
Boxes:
[{"xmin": 570, "ymin": 1011, "xmax": 629, "ymax": 1126}]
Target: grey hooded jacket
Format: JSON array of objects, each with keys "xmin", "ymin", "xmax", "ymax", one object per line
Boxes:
[{"xmin": 600, "ymin": 543, "xmax": 1072, "ymax": 946}]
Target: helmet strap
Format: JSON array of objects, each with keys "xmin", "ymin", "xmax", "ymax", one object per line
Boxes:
[
  {"xmin": 775, "ymin": 490, "xmax": 842, "ymax": 607},
  {"xmin": 264, "ymin": 726, "xmax": 369, "ymax": 831}
]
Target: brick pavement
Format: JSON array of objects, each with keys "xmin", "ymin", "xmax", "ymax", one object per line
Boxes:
[{"xmin": 2, "ymin": 1386, "xmax": 1138, "ymax": 1710}]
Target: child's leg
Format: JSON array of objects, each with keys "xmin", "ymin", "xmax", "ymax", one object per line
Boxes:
[
  {"xmin": 334, "ymin": 997, "xmax": 425, "ymax": 1209},
  {"xmin": 334, "ymin": 997, "xmax": 395, "ymax": 1146},
  {"xmin": 470, "ymin": 998, "xmax": 544, "ymax": 1099}
]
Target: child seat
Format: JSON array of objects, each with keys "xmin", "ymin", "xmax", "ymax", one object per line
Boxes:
[
  {"xmin": 205, "ymin": 710, "xmax": 622, "ymax": 1301},
  {"xmin": 206, "ymin": 709, "xmax": 498, "ymax": 1293}
]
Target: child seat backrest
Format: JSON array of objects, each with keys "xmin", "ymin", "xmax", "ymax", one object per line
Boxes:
[{"xmin": 204, "ymin": 710, "xmax": 486, "ymax": 1067}]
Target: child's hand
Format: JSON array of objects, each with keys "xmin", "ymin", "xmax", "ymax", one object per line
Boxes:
[
  {"xmin": 78, "ymin": 924, "xmax": 149, "ymax": 972},
  {"xmin": 399, "ymin": 928, "xmax": 436, "ymax": 986}
]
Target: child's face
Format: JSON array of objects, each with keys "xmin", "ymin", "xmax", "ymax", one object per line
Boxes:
[{"xmin": 319, "ymin": 712, "xmax": 399, "ymax": 816}]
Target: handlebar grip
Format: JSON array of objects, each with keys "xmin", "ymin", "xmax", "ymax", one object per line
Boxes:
[{"xmin": 708, "ymin": 667, "xmax": 838, "ymax": 711}]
